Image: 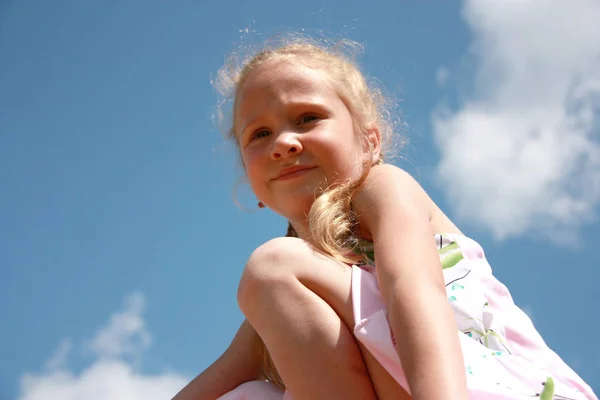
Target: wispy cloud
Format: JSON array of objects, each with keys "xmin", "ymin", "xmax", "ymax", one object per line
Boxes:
[
  {"xmin": 88, "ymin": 292, "xmax": 151, "ymax": 362},
  {"xmin": 18, "ymin": 293, "xmax": 188, "ymax": 400},
  {"xmin": 44, "ymin": 339, "xmax": 72, "ymax": 371},
  {"xmin": 436, "ymin": 66, "xmax": 450, "ymax": 88},
  {"xmin": 433, "ymin": 0, "xmax": 600, "ymax": 243}
]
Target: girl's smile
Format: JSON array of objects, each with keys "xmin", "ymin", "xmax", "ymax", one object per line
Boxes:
[{"xmin": 272, "ymin": 165, "xmax": 318, "ymax": 181}]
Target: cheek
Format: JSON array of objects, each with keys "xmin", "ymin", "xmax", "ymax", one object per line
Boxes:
[
  {"xmin": 325, "ymin": 143, "xmax": 366, "ymax": 179},
  {"xmin": 241, "ymin": 148, "xmax": 260, "ymax": 169},
  {"xmin": 242, "ymin": 153, "xmax": 267, "ymax": 185}
]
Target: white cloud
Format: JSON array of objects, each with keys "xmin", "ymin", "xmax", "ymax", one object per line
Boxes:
[
  {"xmin": 433, "ymin": 0, "xmax": 600, "ymax": 242},
  {"xmin": 18, "ymin": 293, "xmax": 189, "ymax": 400},
  {"xmin": 88, "ymin": 291, "xmax": 151, "ymax": 361},
  {"xmin": 436, "ymin": 66, "xmax": 449, "ymax": 87},
  {"xmin": 44, "ymin": 339, "xmax": 72, "ymax": 371}
]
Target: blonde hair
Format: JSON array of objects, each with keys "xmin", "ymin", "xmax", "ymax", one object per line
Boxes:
[{"xmin": 213, "ymin": 33, "xmax": 404, "ymax": 388}]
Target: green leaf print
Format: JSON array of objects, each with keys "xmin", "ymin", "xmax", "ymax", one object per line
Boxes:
[
  {"xmin": 462, "ymin": 326, "xmax": 509, "ymax": 351},
  {"xmin": 438, "ymin": 241, "xmax": 464, "ymax": 269},
  {"xmin": 540, "ymin": 377, "xmax": 555, "ymax": 400},
  {"xmin": 355, "ymin": 240, "xmax": 375, "ymax": 264}
]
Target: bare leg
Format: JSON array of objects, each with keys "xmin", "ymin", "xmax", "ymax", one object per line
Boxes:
[
  {"xmin": 238, "ymin": 237, "xmax": 409, "ymax": 400},
  {"xmin": 218, "ymin": 381, "xmax": 285, "ymax": 400},
  {"xmin": 237, "ymin": 237, "xmax": 375, "ymax": 399}
]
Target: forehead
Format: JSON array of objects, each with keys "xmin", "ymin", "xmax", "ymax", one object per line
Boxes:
[{"xmin": 234, "ymin": 60, "xmax": 339, "ymax": 127}]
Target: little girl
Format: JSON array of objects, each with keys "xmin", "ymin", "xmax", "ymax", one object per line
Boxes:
[{"xmin": 173, "ymin": 35, "xmax": 597, "ymax": 400}]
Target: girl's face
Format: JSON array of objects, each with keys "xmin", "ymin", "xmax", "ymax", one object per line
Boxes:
[{"xmin": 234, "ymin": 60, "xmax": 373, "ymax": 224}]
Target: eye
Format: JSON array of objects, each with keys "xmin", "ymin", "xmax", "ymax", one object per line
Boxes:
[
  {"xmin": 297, "ymin": 114, "xmax": 319, "ymax": 125},
  {"xmin": 251, "ymin": 129, "xmax": 270, "ymax": 140}
]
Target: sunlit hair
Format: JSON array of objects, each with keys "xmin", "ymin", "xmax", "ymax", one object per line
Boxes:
[{"xmin": 213, "ymin": 32, "xmax": 405, "ymax": 388}]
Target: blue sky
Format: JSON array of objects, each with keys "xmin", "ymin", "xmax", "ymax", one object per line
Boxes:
[{"xmin": 1, "ymin": 0, "xmax": 599, "ymax": 398}]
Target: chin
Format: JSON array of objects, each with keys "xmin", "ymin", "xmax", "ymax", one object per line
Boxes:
[{"xmin": 275, "ymin": 199, "xmax": 314, "ymax": 219}]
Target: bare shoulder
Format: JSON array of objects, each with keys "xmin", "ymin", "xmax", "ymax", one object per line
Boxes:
[
  {"xmin": 354, "ymin": 164, "xmax": 430, "ymax": 211},
  {"xmin": 353, "ymin": 164, "xmax": 461, "ymax": 236}
]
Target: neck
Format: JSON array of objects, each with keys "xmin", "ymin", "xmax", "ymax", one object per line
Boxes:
[{"xmin": 289, "ymin": 219, "xmax": 311, "ymax": 242}]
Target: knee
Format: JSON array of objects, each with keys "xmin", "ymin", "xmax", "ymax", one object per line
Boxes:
[{"xmin": 237, "ymin": 237, "xmax": 307, "ymax": 313}]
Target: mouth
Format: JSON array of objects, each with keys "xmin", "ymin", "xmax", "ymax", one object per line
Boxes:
[{"xmin": 273, "ymin": 165, "xmax": 317, "ymax": 181}]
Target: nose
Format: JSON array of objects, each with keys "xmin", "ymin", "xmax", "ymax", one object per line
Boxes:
[{"xmin": 270, "ymin": 131, "xmax": 303, "ymax": 160}]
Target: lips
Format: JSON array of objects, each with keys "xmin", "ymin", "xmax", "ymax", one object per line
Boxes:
[{"xmin": 273, "ymin": 165, "xmax": 317, "ymax": 180}]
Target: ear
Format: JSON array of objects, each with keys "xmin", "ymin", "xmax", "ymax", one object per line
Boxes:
[{"xmin": 365, "ymin": 126, "xmax": 382, "ymax": 164}]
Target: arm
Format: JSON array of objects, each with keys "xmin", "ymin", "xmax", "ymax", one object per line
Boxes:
[
  {"xmin": 172, "ymin": 319, "xmax": 264, "ymax": 400},
  {"xmin": 353, "ymin": 165, "xmax": 468, "ymax": 400}
]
